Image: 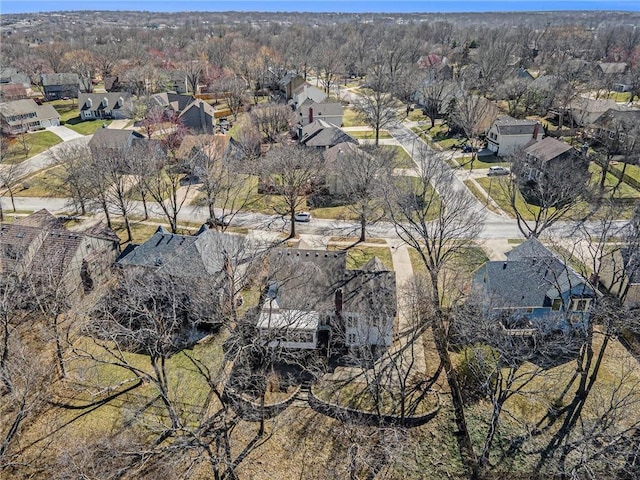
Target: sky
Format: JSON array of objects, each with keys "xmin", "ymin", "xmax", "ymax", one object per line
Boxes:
[{"xmin": 1, "ymin": 0, "xmax": 639, "ymax": 14}]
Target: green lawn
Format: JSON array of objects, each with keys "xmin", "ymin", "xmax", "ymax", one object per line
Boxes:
[
  {"xmin": 608, "ymin": 162, "xmax": 640, "ymax": 186},
  {"xmin": 589, "ymin": 163, "xmax": 640, "ymax": 199},
  {"xmin": 13, "ymin": 165, "xmax": 67, "ymax": 197},
  {"xmin": 342, "ymin": 108, "xmax": 362, "ymax": 127},
  {"xmin": 382, "ymin": 145, "xmax": 415, "ymax": 169},
  {"xmin": 348, "ymin": 129, "xmax": 393, "ymax": 140},
  {"xmin": 51, "ymin": 99, "xmax": 78, "ymax": 123},
  {"xmin": 64, "ymin": 118, "xmax": 112, "ymax": 135},
  {"xmin": 3, "ymin": 130, "xmax": 62, "ymax": 163}
]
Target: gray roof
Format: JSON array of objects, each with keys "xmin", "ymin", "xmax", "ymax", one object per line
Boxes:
[
  {"xmin": 0, "ymin": 99, "xmax": 60, "ymax": 124},
  {"xmin": 267, "ymin": 248, "xmax": 396, "ymax": 318},
  {"xmin": 592, "ymin": 109, "xmax": 640, "ymax": 131},
  {"xmin": 621, "ymin": 247, "xmax": 640, "ymax": 284},
  {"xmin": 117, "ymin": 227, "xmax": 246, "ymax": 278},
  {"xmin": 598, "ymin": 62, "xmax": 628, "ymax": 75},
  {"xmin": 300, "ymin": 120, "xmax": 358, "ymax": 148},
  {"xmin": 493, "ymin": 116, "xmax": 538, "ymax": 135},
  {"xmin": 41, "ymin": 73, "xmax": 80, "ymax": 87},
  {"xmin": 0, "ymin": 68, "xmax": 30, "ymax": 88},
  {"xmin": 477, "ymin": 237, "xmax": 592, "ymax": 308},
  {"xmin": 79, "ymin": 92, "xmax": 132, "ymax": 112},
  {"xmin": 88, "ymin": 128, "xmax": 144, "ymax": 151},
  {"xmin": 524, "ymin": 137, "xmax": 573, "ymax": 163},
  {"xmin": 297, "ymin": 101, "xmax": 343, "ymax": 118},
  {"xmin": 570, "ymin": 97, "xmax": 619, "ymax": 114},
  {"xmin": 149, "ymin": 92, "xmax": 193, "ymax": 112}
]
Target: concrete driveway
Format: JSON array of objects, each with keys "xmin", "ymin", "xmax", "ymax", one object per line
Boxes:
[{"xmin": 46, "ymin": 125, "xmax": 84, "ymax": 141}]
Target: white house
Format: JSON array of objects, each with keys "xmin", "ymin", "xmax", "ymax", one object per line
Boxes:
[
  {"xmin": 486, "ymin": 116, "xmax": 541, "ymax": 157},
  {"xmin": 0, "ymin": 99, "xmax": 60, "ymax": 134}
]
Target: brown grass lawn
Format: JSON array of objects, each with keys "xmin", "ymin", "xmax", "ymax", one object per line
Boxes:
[{"xmin": 13, "ymin": 165, "xmax": 67, "ymax": 197}]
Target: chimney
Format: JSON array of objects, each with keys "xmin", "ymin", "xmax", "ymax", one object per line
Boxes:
[
  {"xmin": 335, "ymin": 288, "xmax": 343, "ymax": 317},
  {"xmin": 533, "ymin": 122, "xmax": 540, "ymax": 140},
  {"xmin": 199, "ymin": 100, "xmax": 207, "ymax": 132},
  {"xmin": 308, "ymin": 106, "xmax": 313, "ymax": 124},
  {"xmin": 502, "ymin": 262, "xmax": 507, "ymax": 270}
]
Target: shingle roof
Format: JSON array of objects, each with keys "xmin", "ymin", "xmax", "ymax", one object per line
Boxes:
[
  {"xmin": 477, "ymin": 237, "xmax": 592, "ymax": 308},
  {"xmin": 41, "ymin": 73, "xmax": 80, "ymax": 86},
  {"xmin": 117, "ymin": 228, "xmax": 246, "ymax": 278},
  {"xmin": 524, "ymin": 137, "xmax": 573, "ymax": 163},
  {"xmin": 493, "ymin": 116, "xmax": 538, "ymax": 135},
  {"xmin": 79, "ymin": 92, "xmax": 132, "ymax": 111},
  {"xmin": 88, "ymin": 128, "xmax": 144, "ymax": 150},
  {"xmin": 300, "ymin": 120, "xmax": 358, "ymax": 148},
  {"xmin": 592, "ymin": 109, "xmax": 640, "ymax": 131},
  {"xmin": 598, "ymin": 62, "xmax": 628, "ymax": 75}
]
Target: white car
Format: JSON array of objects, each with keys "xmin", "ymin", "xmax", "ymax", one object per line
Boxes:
[
  {"xmin": 487, "ymin": 166, "xmax": 510, "ymax": 176},
  {"xmin": 294, "ymin": 212, "xmax": 312, "ymax": 222}
]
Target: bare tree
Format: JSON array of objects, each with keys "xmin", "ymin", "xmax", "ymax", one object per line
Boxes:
[
  {"xmin": 448, "ymin": 88, "xmax": 497, "ymax": 169},
  {"xmin": 334, "ymin": 144, "xmax": 393, "ymax": 242},
  {"xmin": 262, "ymin": 144, "xmax": 324, "ymax": 238},
  {"xmin": 210, "ymin": 74, "xmax": 248, "ymax": 120},
  {"xmin": 385, "ymin": 143, "xmax": 485, "ymax": 476},
  {"xmin": 506, "ymin": 148, "xmax": 591, "ymax": 238},
  {"xmin": 352, "ymin": 61, "xmax": 402, "ymax": 146},
  {"xmin": 0, "ymin": 139, "xmax": 25, "ymax": 214},
  {"xmin": 51, "ymin": 142, "xmax": 93, "ymax": 215},
  {"xmin": 248, "ymin": 103, "xmax": 296, "ymax": 144}
]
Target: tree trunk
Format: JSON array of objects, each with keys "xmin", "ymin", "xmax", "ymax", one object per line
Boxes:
[
  {"xmin": 359, "ymin": 214, "xmax": 366, "ymax": 243},
  {"xmin": 53, "ymin": 315, "xmax": 66, "ymax": 379}
]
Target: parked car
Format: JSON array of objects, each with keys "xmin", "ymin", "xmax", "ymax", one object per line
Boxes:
[
  {"xmin": 461, "ymin": 144, "xmax": 478, "ymax": 153},
  {"xmin": 487, "ymin": 166, "xmax": 510, "ymax": 176},
  {"xmin": 294, "ymin": 212, "xmax": 312, "ymax": 222}
]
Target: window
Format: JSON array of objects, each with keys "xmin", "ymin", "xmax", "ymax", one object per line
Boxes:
[
  {"xmin": 609, "ymin": 131, "xmax": 616, "ymax": 140},
  {"xmin": 551, "ymin": 298, "xmax": 562, "ymax": 311},
  {"xmin": 347, "ymin": 333, "xmax": 357, "ymax": 344},
  {"xmin": 345, "ymin": 314, "xmax": 356, "ymax": 328},
  {"xmin": 570, "ymin": 298, "xmax": 591, "ymax": 312}
]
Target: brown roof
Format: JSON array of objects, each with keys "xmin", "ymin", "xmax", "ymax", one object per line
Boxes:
[{"xmin": 524, "ymin": 137, "xmax": 573, "ymax": 163}]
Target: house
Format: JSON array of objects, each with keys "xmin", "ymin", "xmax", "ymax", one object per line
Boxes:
[
  {"xmin": 178, "ymin": 98, "xmax": 216, "ymax": 133},
  {"xmin": 78, "ymin": 92, "xmax": 133, "ymax": 120},
  {"xmin": 149, "ymin": 93, "xmax": 216, "ymax": 133},
  {"xmin": 0, "ymin": 68, "xmax": 31, "ymax": 89},
  {"xmin": 0, "ymin": 209, "xmax": 120, "ymax": 298},
  {"xmin": 116, "ymin": 225, "xmax": 249, "ymax": 322},
  {"xmin": 587, "ymin": 108, "xmax": 640, "ymax": 158},
  {"xmin": 472, "ymin": 237, "xmax": 596, "ymax": 334},
  {"xmin": 521, "ymin": 137, "xmax": 582, "ymax": 182},
  {"xmin": 88, "ymin": 128, "xmax": 162, "ymax": 170},
  {"xmin": 103, "ymin": 75, "xmax": 123, "ymax": 92},
  {"xmin": 0, "ymin": 83, "xmax": 29, "ymax": 102},
  {"xmin": 176, "ymin": 133, "xmax": 246, "ymax": 181},
  {"xmin": 321, "ymin": 142, "xmax": 368, "ymax": 196},
  {"xmin": 599, "ymin": 247, "xmax": 640, "ymax": 308},
  {"xmin": 291, "ymin": 83, "xmax": 327, "ymax": 107},
  {"xmin": 295, "ymin": 100, "xmax": 343, "ymax": 128},
  {"xmin": 0, "ymin": 99, "xmax": 60, "ymax": 134},
  {"xmin": 41, "ymin": 73, "xmax": 81, "ymax": 100},
  {"xmin": 596, "ymin": 62, "xmax": 629, "ymax": 85},
  {"xmin": 298, "ymin": 120, "xmax": 358, "ymax": 149},
  {"xmin": 279, "ymin": 73, "xmax": 306, "ymax": 100},
  {"xmin": 416, "ymin": 54, "xmax": 453, "ymax": 82},
  {"xmin": 160, "ymin": 70, "xmax": 190, "ymax": 94},
  {"xmin": 569, "ymin": 97, "xmax": 620, "ymax": 127},
  {"xmin": 257, "ymin": 248, "xmax": 397, "ymax": 353},
  {"xmin": 486, "ymin": 116, "xmax": 541, "ymax": 157}
]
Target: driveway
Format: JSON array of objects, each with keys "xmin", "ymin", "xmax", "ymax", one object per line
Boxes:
[
  {"xmin": 108, "ymin": 119, "xmax": 131, "ymax": 130},
  {"xmin": 46, "ymin": 125, "xmax": 84, "ymax": 141}
]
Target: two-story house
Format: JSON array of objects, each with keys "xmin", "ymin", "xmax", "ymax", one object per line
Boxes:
[
  {"xmin": 78, "ymin": 93, "xmax": 133, "ymax": 120},
  {"xmin": 486, "ymin": 116, "xmax": 541, "ymax": 157},
  {"xmin": 257, "ymin": 248, "xmax": 397, "ymax": 354},
  {"xmin": 473, "ymin": 237, "xmax": 597, "ymax": 334},
  {"xmin": 587, "ymin": 108, "xmax": 640, "ymax": 160},
  {"xmin": 0, "ymin": 209, "xmax": 120, "ymax": 298},
  {"xmin": 0, "ymin": 99, "xmax": 60, "ymax": 134},
  {"xmin": 41, "ymin": 73, "xmax": 81, "ymax": 100}
]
